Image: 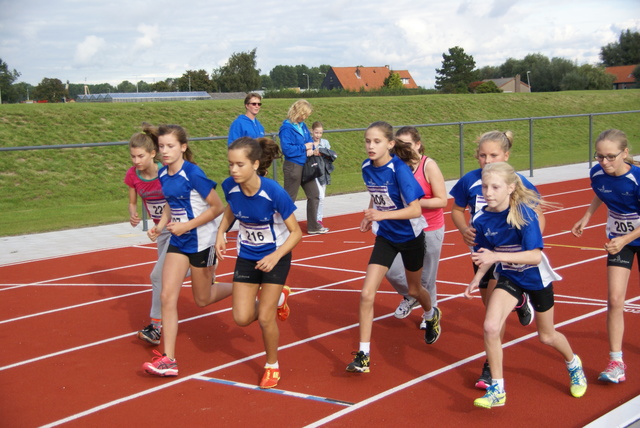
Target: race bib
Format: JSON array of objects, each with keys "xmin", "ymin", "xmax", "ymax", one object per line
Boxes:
[
  {"xmin": 145, "ymin": 199, "xmax": 165, "ymax": 221},
  {"xmin": 239, "ymin": 222, "xmax": 275, "ymax": 247},
  {"xmin": 367, "ymin": 185, "xmax": 397, "ymax": 212},
  {"xmin": 607, "ymin": 211, "xmax": 640, "ymax": 237},
  {"xmin": 170, "ymin": 207, "xmax": 189, "ymax": 224}
]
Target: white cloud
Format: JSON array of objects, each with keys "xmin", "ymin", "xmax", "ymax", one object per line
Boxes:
[
  {"xmin": 73, "ymin": 35, "xmax": 107, "ymax": 66},
  {"xmin": 0, "ymin": 0, "xmax": 639, "ymax": 87},
  {"xmin": 133, "ymin": 24, "xmax": 160, "ymax": 52}
]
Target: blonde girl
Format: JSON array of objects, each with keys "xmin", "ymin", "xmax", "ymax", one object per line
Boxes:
[{"xmin": 465, "ymin": 162, "xmax": 586, "ymax": 408}]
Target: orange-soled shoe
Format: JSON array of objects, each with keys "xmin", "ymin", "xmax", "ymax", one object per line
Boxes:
[
  {"xmin": 259, "ymin": 367, "xmax": 280, "ymax": 389},
  {"xmin": 277, "ymin": 286, "xmax": 291, "ymax": 321}
]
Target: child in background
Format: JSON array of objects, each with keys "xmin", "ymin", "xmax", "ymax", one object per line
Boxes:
[
  {"xmin": 347, "ymin": 121, "xmax": 440, "ymax": 374},
  {"xmin": 449, "ymin": 130, "xmax": 540, "ymax": 389},
  {"xmin": 124, "ymin": 124, "xmax": 167, "ymax": 345},
  {"xmin": 386, "ymin": 127, "xmax": 446, "ymax": 332},
  {"xmin": 215, "ymin": 137, "xmax": 301, "ymax": 389},
  {"xmin": 311, "ymin": 121, "xmax": 335, "ymax": 227},
  {"xmin": 465, "ymin": 162, "xmax": 586, "ymax": 408},
  {"xmin": 142, "ymin": 124, "xmax": 233, "ymax": 377},
  {"xmin": 572, "ymin": 129, "xmax": 639, "ymax": 384}
]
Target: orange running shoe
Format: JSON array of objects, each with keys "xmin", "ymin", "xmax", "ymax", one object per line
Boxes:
[
  {"xmin": 277, "ymin": 286, "xmax": 291, "ymax": 321},
  {"xmin": 260, "ymin": 367, "xmax": 280, "ymax": 389}
]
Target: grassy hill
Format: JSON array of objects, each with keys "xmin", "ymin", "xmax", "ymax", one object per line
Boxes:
[{"xmin": 1, "ymin": 90, "xmax": 639, "ymax": 236}]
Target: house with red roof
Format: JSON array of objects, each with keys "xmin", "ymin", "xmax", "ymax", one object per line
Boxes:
[
  {"xmin": 605, "ymin": 65, "xmax": 637, "ymax": 89},
  {"xmin": 321, "ymin": 66, "xmax": 418, "ymax": 91}
]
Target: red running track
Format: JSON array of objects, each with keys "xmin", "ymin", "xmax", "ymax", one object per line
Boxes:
[{"xmin": 0, "ymin": 178, "xmax": 639, "ymax": 427}]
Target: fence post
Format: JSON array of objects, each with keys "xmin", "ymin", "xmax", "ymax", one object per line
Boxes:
[
  {"xmin": 528, "ymin": 118, "xmax": 534, "ymax": 177},
  {"xmin": 588, "ymin": 114, "xmax": 594, "ymax": 169},
  {"xmin": 459, "ymin": 123, "xmax": 465, "ymax": 178}
]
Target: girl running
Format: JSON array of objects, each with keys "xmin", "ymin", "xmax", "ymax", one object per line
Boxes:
[
  {"xmin": 572, "ymin": 128, "xmax": 639, "ymax": 384},
  {"xmin": 215, "ymin": 137, "xmax": 300, "ymax": 389},
  {"xmin": 450, "ymin": 130, "xmax": 540, "ymax": 389},
  {"xmin": 142, "ymin": 124, "xmax": 233, "ymax": 377},
  {"xmin": 124, "ymin": 125, "xmax": 166, "ymax": 345},
  {"xmin": 386, "ymin": 126, "xmax": 446, "ymax": 331},
  {"xmin": 346, "ymin": 121, "xmax": 440, "ymax": 374},
  {"xmin": 465, "ymin": 162, "xmax": 586, "ymax": 408}
]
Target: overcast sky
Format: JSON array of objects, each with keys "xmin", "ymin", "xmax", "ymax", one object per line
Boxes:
[{"xmin": 1, "ymin": 0, "xmax": 639, "ymax": 89}]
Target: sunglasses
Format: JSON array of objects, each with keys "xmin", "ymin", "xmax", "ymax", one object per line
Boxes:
[{"xmin": 247, "ymin": 102, "xmax": 262, "ymax": 106}]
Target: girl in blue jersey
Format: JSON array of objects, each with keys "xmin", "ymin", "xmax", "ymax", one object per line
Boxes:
[
  {"xmin": 450, "ymin": 130, "xmax": 540, "ymax": 389},
  {"xmin": 142, "ymin": 124, "xmax": 233, "ymax": 377},
  {"xmin": 215, "ymin": 137, "xmax": 302, "ymax": 389},
  {"xmin": 465, "ymin": 162, "xmax": 586, "ymax": 408},
  {"xmin": 572, "ymin": 129, "xmax": 640, "ymax": 384},
  {"xmin": 346, "ymin": 121, "xmax": 440, "ymax": 374}
]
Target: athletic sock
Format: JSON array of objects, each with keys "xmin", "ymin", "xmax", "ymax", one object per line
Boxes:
[
  {"xmin": 424, "ymin": 308, "xmax": 435, "ymax": 320},
  {"xmin": 277, "ymin": 292, "xmax": 285, "ymax": 307},
  {"xmin": 151, "ymin": 318, "xmax": 162, "ymax": 329},
  {"xmin": 492, "ymin": 378, "xmax": 505, "ymax": 392},
  {"xmin": 359, "ymin": 342, "xmax": 370, "ymax": 355},
  {"xmin": 566, "ymin": 354, "xmax": 580, "ymax": 370},
  {"xmin": 265, "ymin": 361, "xmax": 279, "ymax": 369},
  {"xmin": 610, "ymin": 351, "xmax": 623, "ymax": 362}
]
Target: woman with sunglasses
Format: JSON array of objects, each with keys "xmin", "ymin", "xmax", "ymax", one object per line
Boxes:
[
  {"xmin": 228, "ymin": 93, "xmax": 265, "ymax": 145},
  {"xmin": 572, "ymin": 128, "xmax": 640, "ymax": 385}
]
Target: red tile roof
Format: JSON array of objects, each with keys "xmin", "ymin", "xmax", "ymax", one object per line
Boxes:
[
  {"xmin": 605, "ymin": 65, "xmax": 637, "ymax": 83},
  {"xmin": 329, "ymin": 66, "xmax": 418, "ymax": 90}
]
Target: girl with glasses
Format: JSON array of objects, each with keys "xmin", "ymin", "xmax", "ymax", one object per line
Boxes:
[{"xmin": 572, "ymin": 128, "xmax": 640, "ymax": 384}]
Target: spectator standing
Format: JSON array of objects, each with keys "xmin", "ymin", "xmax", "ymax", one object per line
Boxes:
[
  {"xmin": 227, "ymin": 93, "xmax": 265, "ymax": 145},
  {"xmin": 279, "ymin": 99, "xmax": 327, "ymax": 234}
]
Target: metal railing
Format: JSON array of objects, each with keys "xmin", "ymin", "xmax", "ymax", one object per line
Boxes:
[{"xmin": 4, "ymin": 110, "xmax": 638, "ymax": 229}]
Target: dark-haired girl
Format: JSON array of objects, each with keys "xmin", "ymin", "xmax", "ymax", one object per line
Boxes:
[{"xmin": 215, "ymin": 137, "xmax": 302, "ymax": 389}]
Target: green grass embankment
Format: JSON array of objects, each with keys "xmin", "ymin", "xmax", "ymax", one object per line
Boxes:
[{"xmin": 1, "ymin": 90, "xmax": 638, "ymax": 236}]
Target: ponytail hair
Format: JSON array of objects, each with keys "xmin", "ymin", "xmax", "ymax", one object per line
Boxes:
[
  {"xmin": 395, "ymin": 126, "xmax": 424, "ymax": 155},
  {"xmin": 229, "ymin": 137, "xmax": 282, "ymax": 177},
  {"xmin": 129, "ymin": 122, "xmax": 160, "ymax": 162},
  {"xmin": 475, "ymin": 130, "xmax": 513, "ymax": 159},
  {"xmin": 482, "ymin": 162, "xmax": 558, "ymax": 229},
  {"xmin": 157, "ymin": 124, "xmax": 194, "ymax": 163},
  {"xmin": 391, "ymin": 139, "xmax": 421, "ymax": 166}
]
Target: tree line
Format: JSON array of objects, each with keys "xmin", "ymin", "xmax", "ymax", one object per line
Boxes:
[{"xmin": 1, "ymin": 29, "xmax": 638, "ymax": 103}]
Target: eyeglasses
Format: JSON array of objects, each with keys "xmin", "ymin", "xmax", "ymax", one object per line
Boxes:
[
  {"xmin": 247, "ymin": 102, "xmax": 262, "ymax": 106},
  {"xmin": 594, "ymin": 150, "xmax": 623, "ymax": 162}
]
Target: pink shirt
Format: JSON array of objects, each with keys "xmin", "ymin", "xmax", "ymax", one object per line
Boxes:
[
  {"xmin": 414, "ymin": 156, "xmax": 444, "ymax": 231},
  {"xmin": 124, "ymin": 165, "xmax": 166, "ymax": 224}
]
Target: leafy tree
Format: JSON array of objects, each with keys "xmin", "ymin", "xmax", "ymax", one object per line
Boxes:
[
  {"xmin": 260, "ymin": 74, "xmax": 274, "ymax": 89},
  {"xmin": 137, "ymin": 80, "xmax": 152, "ymax": 92},
  {"xmin": 477, "ymin": 65, "xmax": 501, "ymax": 80},
  {"xmin": 633, "ymin": 65, "xmax": 640, "ymax": 86},
  {"xmin": 177, "ymin": 70, "xmax": 212, "ymax": 92},
  {"xmin": 214, "ymin": 48, "xmax": 261, "ymax": 92},
  {"xmin": 117, "ymin": 80, "xmax": 137, "ymax": 93},
  {"xmin": 0, "ymin": 58, "xmax": 21, "ymax": 103},
  {"xmin": 383, "ymin": 71, "xmax": 404, "ymax": 89},
  {"xmin": 9, "ymin": 81, "xmax": 34, "ymax": 103},
  {"xmin": 435, "ymin": 46, "xmax": 478, "ymax": 93},
  {"xmin": 600, "ymin": 29, "xmax": 640, "ymax": 66},
  {"xmin": 475, "ymin": 81, "xmax": 502, "ymax": 93},
  {"xmin": 270, "ymin": 65, "xmax": 298, "ymax": 88},
  {"xmin": 91, "ymin": 83, "xmax": 117, "ymax": 94},
  {"xmin": 32, "ymin": 77, "xmax": 67, "ymax": 102}
]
